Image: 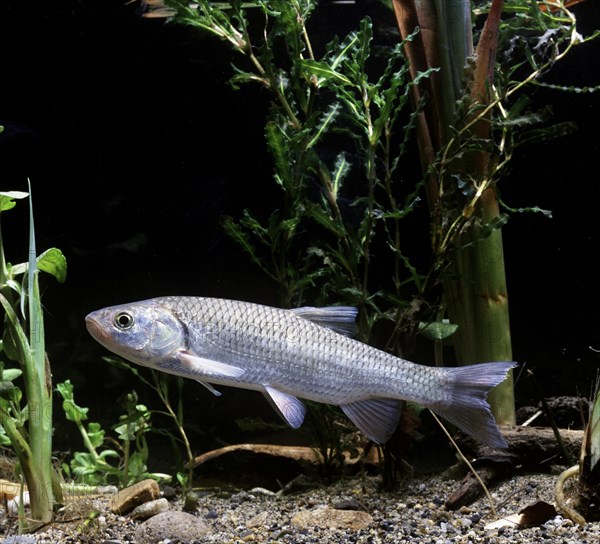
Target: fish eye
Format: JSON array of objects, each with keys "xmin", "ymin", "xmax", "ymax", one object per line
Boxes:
[{"xmin": 114, "ymin": 311, "xmax": 134, "ymax": 330}]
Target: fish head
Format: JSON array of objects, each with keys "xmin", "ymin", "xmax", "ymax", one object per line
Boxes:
[{"xmin": 85, "ymin": 300, "xmax": 185, "ymax": 365}]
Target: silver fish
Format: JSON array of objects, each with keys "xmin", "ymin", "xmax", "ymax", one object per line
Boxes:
[{"xmin": 85, "ymin": 296, "xmax": 515, "ymax": 448}]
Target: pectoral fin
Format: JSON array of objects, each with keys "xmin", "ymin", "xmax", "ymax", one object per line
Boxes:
[
  {"xmin": 173, "ymin": 351, "xmax": 245, "ymax": 378},
  {"xmin": 263, "ymin": 385, "xmax": 306, "ymax": 429},
  {"xmin": 340, "ymin": 398, "xmax": 402, "ymax": 444}
]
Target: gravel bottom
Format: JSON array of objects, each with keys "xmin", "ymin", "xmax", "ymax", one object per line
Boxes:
[{"xmin": 2, "ymin": 471, "xmax": 598, "ymax": 543}]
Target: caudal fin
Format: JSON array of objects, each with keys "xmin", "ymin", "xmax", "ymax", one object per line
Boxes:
[{"xmin": 429, "ymin": 361, "xmax": 516, "ymax": 449}]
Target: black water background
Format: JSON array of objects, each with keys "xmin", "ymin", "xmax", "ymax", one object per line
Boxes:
[{"xmin": 0, "ymin": 1, "xmax": 599, "ymax": 468}]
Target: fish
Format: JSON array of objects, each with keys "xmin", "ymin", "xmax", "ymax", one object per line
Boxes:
[{"xmin": 85, "ymin": 296, "xmax": 515, "ymax": 448}]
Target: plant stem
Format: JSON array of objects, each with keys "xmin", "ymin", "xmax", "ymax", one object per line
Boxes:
[{"xmin": 152, "ymin": 373, "xmax": 195, "ymax": 488}]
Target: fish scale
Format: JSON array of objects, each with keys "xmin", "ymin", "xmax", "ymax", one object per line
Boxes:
[
  {"xmin": 85, "ymin": 296, "xmax": 515, "ymax": 447},
  {"xmin": 168, "ymin": 297, "xmax": 406, "ymax": 403}
]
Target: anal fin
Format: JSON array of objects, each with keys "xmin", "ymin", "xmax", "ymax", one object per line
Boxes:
[{"xmin": 340, "ymin": 398, "xmax": 402, "ymax": 444}]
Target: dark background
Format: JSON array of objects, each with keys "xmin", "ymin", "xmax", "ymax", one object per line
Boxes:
[{"xmin": 1, "ymin": 0, "xmax": 599, "ymax": 460}]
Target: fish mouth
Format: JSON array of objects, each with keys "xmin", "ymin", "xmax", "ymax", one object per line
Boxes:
[{"xmin": 85, "ymin": 314, "xmax": 111, "ymax": 344}]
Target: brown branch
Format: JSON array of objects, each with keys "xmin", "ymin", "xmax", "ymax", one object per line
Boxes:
[{"xmin": 391, "ymin": 0, "xmax": 440, "ymax": 209}]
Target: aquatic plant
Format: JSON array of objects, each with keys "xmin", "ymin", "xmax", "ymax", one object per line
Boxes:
[
  {"xmin": 105, "ymin": 357, "xmax": 197, "ymax": 492},
  {"xmin": 57, "ymin": 378, "xmax": 171, "ymax": 487},
  {"xmin": 555, "ymin": 374, "xmax": 600, "ymax": 524},
  {"xmin": 164, "ymin": 0, "xmax": 437, "ymax": 352},
  {"xmin": 0, "ymin": 187, "xmax": 66, "ymax": 529},
  {"xmin": 392, "ymin": 0, "xmax": 599, "ymax": 423}
]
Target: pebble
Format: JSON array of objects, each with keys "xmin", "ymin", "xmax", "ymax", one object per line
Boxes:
[
  {"xmin": 134, "ymin": 511, "xmax": 210, "ymax": 544},
  {"xmin": 291, "ymin": 506, "xmax": 374, "ymax": 530},
  {"xmin": 130, "ymin": 497, "xmax": 169, "ymax": 519},
  {"xmin": 247, "ymin": 510, "xmax": 270, "ymax": 528},
  {"xmin": 5, "ymin": 473, "xmax": 600, "ymax": 543}
]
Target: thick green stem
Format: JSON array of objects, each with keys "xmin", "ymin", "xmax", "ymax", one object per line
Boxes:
[{"xmin": 444, "ymin": 191, "xmax": 515, "ymax": 424}]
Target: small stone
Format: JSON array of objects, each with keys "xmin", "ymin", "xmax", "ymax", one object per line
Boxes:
[
  {"xmin": 161, "ymin": 485, "xmax": 177, "ymax": 500},
  {"xmin": 332, "ymin": 498, "xmax": 363, "ymax": 511},
  {"xmin": 130, "ymin": 498, "xmax": 169, "ymax": 520},
  {"xmin": 205, "ymin": 509, "xmax": 219, "ymax": 520},
  {"xmin": 469, "ymin": 513, "xmax": 482, "ymax": 524},
  {"xmin": 110, "ymin": 479, "xmax": 160, "ymax": 514},
  {"xmin": 247, "ymin": 510, "xmax": 270, "ymax": 528},
  {"xmin": 460, "ymin": 517, "xmax": 472, "ymax": 528},
  {"xmin": 134, "ymin": 511, "xmax": 210, "ymax": 544},
  {"xmin": 291, "ymin": 506, "xmax": 373, "ymax": 531}
]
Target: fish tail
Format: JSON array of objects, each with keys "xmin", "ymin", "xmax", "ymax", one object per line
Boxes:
[{"xmin": 429, "ymin": 361, "xmax": 516, "ymax": 449}]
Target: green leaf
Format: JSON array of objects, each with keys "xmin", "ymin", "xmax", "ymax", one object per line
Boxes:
[
  {"xmin": 1, "ymin": 328, "xmax": 21, "ymax": 363},
  {"xmin": 71, "ymin": 451, "xmax": 98, "ymax": 471},
  {"xmin": 0, "ymin": 425, "xmax": 12, "ymax": 447},
  {"xmin": 37, "ymin": 248, "xmax": 67, "ymax": 283},
  {"xmin": 63, "ymin": 399, "xmax": 88, "ymax": 423},
  {"xmin": 0, "ymin": 380, "xmax": 19, "ymax": 400},
  {"xmin": 57, "ymin": 380, "xmax": 89, "ymax": 423},
  {"xmin": 86, "ymin": 421, "xmax": 106, "ymax": 449},
  {"xmin": 298, "ymin": 59, "xmax": 352, "ymax": 87},
  {"xmin": 125, "ymin": 451, "xmax": 149, "ymax": 483},
  {"xmin": 305, "ymin": 203, "xmax": 345, "ymax": 237},
  {"xmin": 418, "ymin": 320, "xmax": 458, "ymax": 341},
  {"xmin": 176, "ymin": 471, "xmax": 189, "ymax": 488},
  {"xmin": 56, "ymin": 379, "xmax": 74, "ymax": 401},
  {"xmin": 306, "ymin": 103, "xmax": 341, "ymax": 150},
  {"xmin": 11, "ymin": 248, "xmax": 68, "ymax": 283},
  {"xmin": 0, "ymin": 191, "xmax": 28, "ymax": 212},
  {"xmin": 230, "ymin": 68, "xmax": 269, "ymax": 90},
  {"xmin": 330, "ymin": 152, "xmax": 350, "ymax": 200},
  {"xmin": 98, "ymin": 449, "xmax": 119, "ymax": 461},
  {"xmin": 1, "ymin": 368, "xmax": 22, "ymax": 381}
]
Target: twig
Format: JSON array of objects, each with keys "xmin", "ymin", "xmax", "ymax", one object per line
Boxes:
[
  {"xmin": 429, "ymin": 410, "xmax": 498, "ymax": 518},
  {"xmin": 528, "ymin": 369, "xmax": 576, "ymax": 465}
]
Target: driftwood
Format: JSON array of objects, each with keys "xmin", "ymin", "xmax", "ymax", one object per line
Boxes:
[
  {"xmin": 191, "ymin": 443, "xmax": 383, "ymax": 468},
  {"xmin": 446, "ymin": 425, "xmax": 584, "ymax": 510},
  {"xmin": 494, "ymin": 425, "xmax": 583, "ymax": 460}
]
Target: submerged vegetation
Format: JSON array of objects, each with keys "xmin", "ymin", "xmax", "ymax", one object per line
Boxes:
[
  {"xmin": 0, "ymin": 188, "xmax": 66, "ymax": 529},
  {"xmin": 168, "ymin": 0, "xmax": 435, "ymax": 346},
  {"xmin": 57, "ymin": 379, "xmax": 171, "ymax": 487},
  {"xmin": 163, "ymin": 0, "xmax": 598, "ymax": 449}
]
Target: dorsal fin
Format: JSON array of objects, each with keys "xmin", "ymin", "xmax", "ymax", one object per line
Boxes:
[{"xmin": 291, "ymin": 306, "xmax": 358, "ymax": 337}]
